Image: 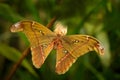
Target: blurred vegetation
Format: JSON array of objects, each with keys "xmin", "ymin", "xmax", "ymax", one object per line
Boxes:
[{"xmin": 0, "ymin": 0, "xmax": 120, "ymax": 80}]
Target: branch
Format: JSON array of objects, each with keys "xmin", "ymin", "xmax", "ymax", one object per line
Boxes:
[
  {"xmin": 46, "ymin": 16, "xmax": 57, "ymax": 28},
  {"xmin": 5, "ymin": 47, "xmax": 30, "ymax": 80}
]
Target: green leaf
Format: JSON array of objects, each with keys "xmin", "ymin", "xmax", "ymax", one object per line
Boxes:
[
  {"xmin": 96, "ymin": 30, "xmax": 111, "ymax": 68},
  {"xmin": 0, "ymin": 43, "xmax": 38, "ymax": 77},
  {"xmin": 84, "ymin": 55, "xmax": 105, "ymax": 80},
  {"xmin": 24, "ymin": 0, "xmax": 41, "ymax": 22},
  {"xmin": 0, "ymin": 3, "xmax": 23, "ymax": 22}
]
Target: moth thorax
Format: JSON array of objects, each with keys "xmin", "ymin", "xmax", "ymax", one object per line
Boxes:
[{"xmin": 54, "ymin": 22, "xmax": 67, "ymax": 36}]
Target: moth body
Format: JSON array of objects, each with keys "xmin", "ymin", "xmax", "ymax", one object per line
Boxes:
[{"xmin": 10, "ymin": 20, "xmax": 104, "ymax": 74}]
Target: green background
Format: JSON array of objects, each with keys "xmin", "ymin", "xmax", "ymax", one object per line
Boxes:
[{"xmin": 0, "ymin": 0, "xmax": 120, "ymax": 80}]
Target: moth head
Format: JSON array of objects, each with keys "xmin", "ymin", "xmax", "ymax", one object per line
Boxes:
[
  {"xmin": 10, "ymin": 21, "xmax": 24, "ymax": 32},
  {"xmin": 54, "ymin": 21, "xmax": 67, "ymax": 36}
]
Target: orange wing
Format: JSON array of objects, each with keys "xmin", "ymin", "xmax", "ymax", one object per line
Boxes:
[
  {"xmin": 11, "ymin": 20, "xmax": 56, "ymax": 68},
  {"xmin": 56, "ymin": 43, "xmax": 76, "ymax": 74},
  {"xmin": 62, "ymin": 35, "xmax": 104, "ymax": 58},
  {"xmin": 56, "ymin": 35, "xmax": 104, "ymax": 74}
]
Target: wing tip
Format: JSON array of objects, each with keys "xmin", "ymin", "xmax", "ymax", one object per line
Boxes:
[{"xmin": 94, "ymin": 43, "xmax": 104, "ymax": 55}]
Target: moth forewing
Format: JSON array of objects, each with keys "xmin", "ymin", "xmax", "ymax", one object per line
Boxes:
[{"xmin": 61, "ymin": 35, "xmax": 104, "ymax": 58}]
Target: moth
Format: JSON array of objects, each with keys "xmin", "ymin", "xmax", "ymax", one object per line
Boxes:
[{"xmin": 10, "ymin": 20, "xmax": 104, "ymax": 74}]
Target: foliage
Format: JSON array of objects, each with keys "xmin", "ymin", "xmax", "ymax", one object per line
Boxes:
[{"xmin": 0, "ymin": 0, "xmax": 120, "ymax": 80}]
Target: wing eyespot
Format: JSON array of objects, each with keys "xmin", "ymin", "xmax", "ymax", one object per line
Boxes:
[
  {"xmin": 72, "ymin": 39, "xmax": 80, "ymax": 44},
  {"xmin": 32, "ymin": 27, "xmax": 45, "ymax": 35},
  {"xmin": 39, "ymin": 30, "xmax": 45, "ymax": 35},
  {"xmin": 63, "ymin": 49, "xmax": 68, "ymax": 54}
]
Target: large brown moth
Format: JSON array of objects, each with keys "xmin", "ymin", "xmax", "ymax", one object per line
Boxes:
[{"xmin": 10, "ymin": 20, "xmax": 104, "ymax": 74}]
